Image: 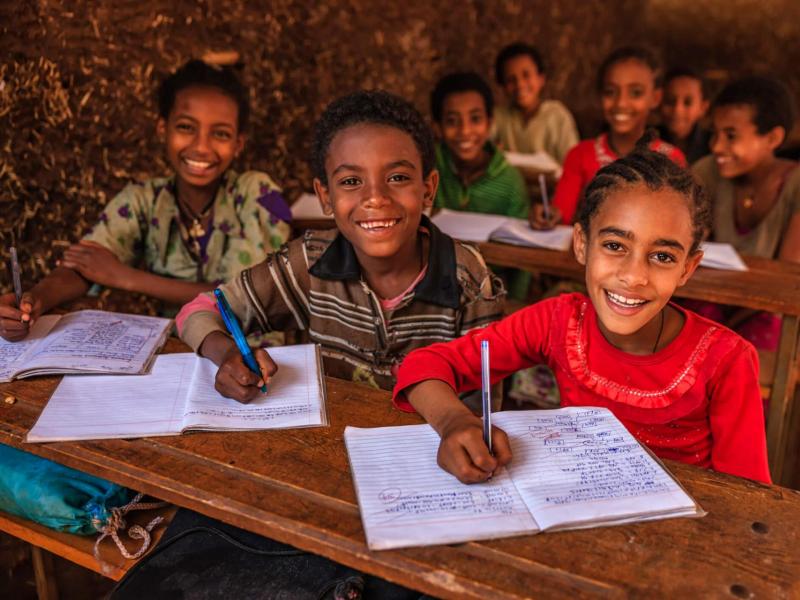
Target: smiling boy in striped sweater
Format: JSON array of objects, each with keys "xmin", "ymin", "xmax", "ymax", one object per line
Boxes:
[{"xmin": 177, "ymin": 90, "xmax": 505, "ymax": 401}]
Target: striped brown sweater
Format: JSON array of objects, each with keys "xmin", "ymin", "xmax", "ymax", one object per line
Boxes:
[{"xmin": 180, "ymin": 217, "xmax": 505, "ymax": 391}]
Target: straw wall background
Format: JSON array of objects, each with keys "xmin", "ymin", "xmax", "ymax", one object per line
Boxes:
[{"xmin": 1, "ymin": 0, "xmax": 797, "ymax": 311}]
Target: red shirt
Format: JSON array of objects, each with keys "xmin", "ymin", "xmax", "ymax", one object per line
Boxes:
[
  {"xmin": 394, "ymin": 293, "xmax": 770, "ymax": 483},
  {"xmin": 554, "ymin": 134, "xmax": 687, "ymax": 224}
]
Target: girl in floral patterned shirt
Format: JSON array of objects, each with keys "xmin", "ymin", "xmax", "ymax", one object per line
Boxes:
[{"xmin": 0, "ymin": 60, "xmax": 290, "ymax": 340}]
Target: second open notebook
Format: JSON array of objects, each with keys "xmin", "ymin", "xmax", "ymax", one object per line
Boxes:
[
  {"xmin": 27, "ymin": 344, "xmax": 327, "ymax": 442},
  {"xmin": 345, "ymin": 407, "xmax": 703, "ymax": 550}
]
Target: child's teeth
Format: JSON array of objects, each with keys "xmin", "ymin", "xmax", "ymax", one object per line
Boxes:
[
  {"xmin": 608, "ymin": 291, "xmax": 646, "ymax": 306},
  {"xmin": 186, "ymin": 159, "xmax": 211, "ymax": 168},
  {"xmin": 360, "ymin": 219, "xmax": 398, "ymax": 229}
]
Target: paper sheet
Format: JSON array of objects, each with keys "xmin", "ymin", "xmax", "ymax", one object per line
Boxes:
[
  {"xmin": 504, "ymin": 151, "xmax": 563, "ymax": 179},
  {"xmin": 699, "ymin": 242, "xmax": 748, "ymax": 271},
  {"xmin": 490, "ymin": 220, "xmax": 574, "ymax": 251},
  {"xmin": 27, "ymin": 353, "xmax": 193, "ymax": 441},
  {"xmin": 345, "ymin": 424, "xmax": 538, "ymax": 550},
  {"xmin": 0, "ymin": 315, "xmax": 61, "ymax": 381},
  {"xmin": 494, "ymin": 408, "xmax": 698, "ymax": 531},
  {"xmin": 182, "ymin": 344, "xmax": 327, "ymax": 430},
  {"xmin": 19, "ymin": 310, "xmax": 170, "ymax": 377},
  {"xmin": 430, "ymin": 209, "xmax": 511, "ymax": 242}
]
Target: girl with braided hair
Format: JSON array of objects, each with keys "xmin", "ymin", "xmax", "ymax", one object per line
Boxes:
[{"xmin": 394, "ymin": 139, "xmax": 770, "ymax": 485}]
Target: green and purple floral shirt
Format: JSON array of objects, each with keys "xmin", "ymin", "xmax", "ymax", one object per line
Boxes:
[{"xmin": 84, "ymin": 170, "xmax": 291, "ymax": 286}]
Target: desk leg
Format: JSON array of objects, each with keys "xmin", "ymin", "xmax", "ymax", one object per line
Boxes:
[{"xmin": 767, "ymin": 315, "xmax": 800, "ymax": 485}]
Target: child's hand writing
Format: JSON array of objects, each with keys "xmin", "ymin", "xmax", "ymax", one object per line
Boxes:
[
  {"xmin": 214, "ymin": 345, "xmax": 278, "ymax": 404},
  {"xmin": 437, "ymin": 411, "xmax": 512, "ymax": 484},
  {"xmin": 528, "ymin": 203, "xmax": 561, "ymax": 230},
  {"xmin": 0, "ymin": 292, "xmax": 41, "ymax": 341},
  {"xmin": 59, "ymin": 241, "xmax": 128, "ymax": 289}
]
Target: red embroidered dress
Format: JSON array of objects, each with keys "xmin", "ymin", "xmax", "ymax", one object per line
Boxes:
[
  {"xmin": 553, "ymin": 133, "xmax": 687, "ymax": 224},
  {"xmin": 394, "ymin": 293, "xmax": 770, "ymax": 483}
]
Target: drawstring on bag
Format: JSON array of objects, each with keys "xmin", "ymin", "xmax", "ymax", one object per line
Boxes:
[{"xmin": 92, "ymin": 493, "xmax": 169, "ymax": 574}]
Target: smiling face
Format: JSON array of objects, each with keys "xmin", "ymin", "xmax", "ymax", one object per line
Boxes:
[
  {"xmin": 501, "ymin": 54, "xmax": 545, "ymax": 113},
  {"xmin": 437, "ymin": 91, "xmax": 492, "ymax": 166},
  {"xmin": 709, "ymin": 104, "xmax": 783, "ymax": 179},
  {"xmin": 574, "ymin": 184, "xmax": 701, "ymax": 350},
  {"xmin": 661, "ymin": 76, "xmax": 708, "ymax": 141},
  {"xmin": 159, "ymin": 85, "xmax": 244, "ymax": 189},
  {"xmin": 313, "ymin": 123, "xmax": 437, "ymax": 268},
  {"xmin": 601, "ymin": 59, "xmax": 662, "ymax": 138}
]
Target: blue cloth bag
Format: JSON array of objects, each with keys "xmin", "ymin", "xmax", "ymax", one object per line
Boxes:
[{"xmin": 0, "ymin": 443, "xmax": 132, "ymax": 535}]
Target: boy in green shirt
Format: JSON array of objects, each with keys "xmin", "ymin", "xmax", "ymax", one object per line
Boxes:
[{"xmin": 431, "ymin": 71, "xmax": 530, "ymax": 298}]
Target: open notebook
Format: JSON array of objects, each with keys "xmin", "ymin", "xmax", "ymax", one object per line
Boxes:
[
  {"xmin": 0, "ymin": 310, "xmax": 171, "ymax": 383},
  {"xmin": 432, "ymin": 209, "xmax": 749, "ymax": 271},
  {"xmin": 345, "ymin": 407, "xmax": 703, "ymax": 550},
  {"xmin": 431, "ymin": 209, "xmax": 574, "ymax": 250},
  {"xmin": 26, "ymin": 344, "xmax": 327, "ymax": 442}
]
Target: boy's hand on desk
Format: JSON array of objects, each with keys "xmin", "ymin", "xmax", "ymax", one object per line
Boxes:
[
  {"xmin": 215, "ymin": 346, "xmax": 277, "ymax": 404},
  {"xmin": 60, "ymin": 241, "xmax": 128, "ymax": 289},
  {"xmin": 0, "ymin": 292, "xmax": 41, "ymax": 341},
  {"xmin": 528, "ymin": 203, "xmax": 561, "ymax": 230},
  {"xmin": 437, "ymin": 412, "xmax": 512, "ymax": 484}
]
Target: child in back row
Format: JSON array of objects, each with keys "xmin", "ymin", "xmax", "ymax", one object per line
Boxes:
[
  {"xmin": 394, "ymin": 142, "xmax": 770, "ymax": 485},
  {"xmin": 0, "ymin": 60, "xmax": 291, "ymax": 341},
  {"xmin": 659, "ymin": 67, "xmax": 711, "ymax": 165},
  {"xmin": 177, "ymin": 90, "xmax": 505, "ymax": 398},
  {"xmin": 533, "ymin": 46, "xmax": 687, "ymax": 229},
  {"xmin": 492, "ymin": 42, "xmax": 580, "ymax": 166},
  {"xmin": 431, "ymin": 71, "xmax": 531, "ymax": 300},
  {"xmin": 691, "ymin": 76, "xmax": 800, "ymax": 350}
]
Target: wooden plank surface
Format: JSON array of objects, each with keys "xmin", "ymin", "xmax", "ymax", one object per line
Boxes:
[
  {"xmin": 0, "ymin": 505, "xmax": 177, "ymax": 581},
  {"xmin": 1, "ymin": 339, "xmax": 800, "ymax": 598}
]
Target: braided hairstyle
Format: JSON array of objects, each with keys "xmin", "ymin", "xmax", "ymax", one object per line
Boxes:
[{"xmin": 576, "ymin": 130, "xmax": 711, "ymax": 253}]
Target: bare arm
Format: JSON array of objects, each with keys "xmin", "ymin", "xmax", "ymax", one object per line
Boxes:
[
  {"xmin": 405, "ymin": 379, "xmax": 511, "ymax": 483},
  {"xmin": 61, "ymin": 240, "xmax": 213, "ymax": 305}
]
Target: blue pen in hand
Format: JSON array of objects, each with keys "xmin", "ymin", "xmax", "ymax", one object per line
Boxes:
[{"xmin": 214, "ymin": 288, "xmax": 268, "ymax": 393}]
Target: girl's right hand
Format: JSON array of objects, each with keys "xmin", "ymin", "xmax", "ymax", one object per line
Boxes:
[
  {"xmin": 0, "ymin": 292, "xmax": 41, "ymax": 341},
  {"xmin": 436, "ymin": 412, "xmax": 512, "ymax": 484},
  {"xmin": 528, "ymin": 203, "xmax": 562, "ymax": 230},
  {"xmin": 214, "ymin": 346, "xmax": 278, "ymax": 404}
]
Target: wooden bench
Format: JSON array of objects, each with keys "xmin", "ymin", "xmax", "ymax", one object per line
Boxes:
[{"xmin": 0, "ymin": 504, "xmax": 176, "ymax": 599}]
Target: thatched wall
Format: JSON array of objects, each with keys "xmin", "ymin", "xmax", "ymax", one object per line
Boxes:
[{"xmin": 1, "ymin": 0, "xmax": 797, "ymax": 309}]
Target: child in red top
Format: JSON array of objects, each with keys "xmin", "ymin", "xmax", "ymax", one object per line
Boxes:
[
  {"xmin": 394, "ymin": 141, "xmax": 770, "ymax": 485},
  {"xmin": 532, "ymin": 46, "xmax": 686, "ymax": 228}
]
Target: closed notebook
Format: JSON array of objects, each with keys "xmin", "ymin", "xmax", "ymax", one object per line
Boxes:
[
  {"xmin": 345, "ymin": 407, "xmax": 703, "ymax": 550},
  {"xmin": 0, "ymin": 310, "xmax": 171, "ymax": 383},
  {"xmin": 26, "ymin": 344, "xmax": 327, "ymax": 442}
]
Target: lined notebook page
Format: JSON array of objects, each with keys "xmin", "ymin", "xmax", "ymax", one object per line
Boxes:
[
  {"xmin": 494, "ymin": 408, "xmax": 698, "ymax": 531},
  {"xmin": 181, "ymin": 344, "xmax": 326, "ymax": 431},
  {"xmin": 0, "ymin": 315, "xmax": 60, "ymax": 382},
  {"xmin": 22, "ymin": 311, "xmax": 170, "ymax": 375},
  {"xmin": 26, "ymin": 353, "xmax": 193, "ymax": 442},
  {"xmin": 345, "ymin": 424, "xmax": 538, "ymax": 550}
]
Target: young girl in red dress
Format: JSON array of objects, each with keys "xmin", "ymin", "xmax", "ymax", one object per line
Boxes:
[
  {"xmin": 394, "ymin": 141, "xmax": 771, "ymax": 485},
  {"xmin": 532, "ymin": 46, "xmax": 686, "ymax": 228}
]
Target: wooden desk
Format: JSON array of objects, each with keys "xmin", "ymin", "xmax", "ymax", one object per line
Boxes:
[
  {"xmin": 477, "ymin": 242, "xmax": 800, "ymax": 486},
  {"xmin": 2, "ymin": 342, "xmax": 799, "ymax": 598}
]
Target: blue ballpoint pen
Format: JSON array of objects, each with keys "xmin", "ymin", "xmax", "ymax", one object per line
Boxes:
[{"xmin": 214, "ymin": 288, "xmax": 267, "ymax": 393}]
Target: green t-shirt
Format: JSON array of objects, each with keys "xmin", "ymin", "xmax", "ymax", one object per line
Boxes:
[{"xmin": 434, "ymin": 142, "xmax": 529, "ymax": 218}]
